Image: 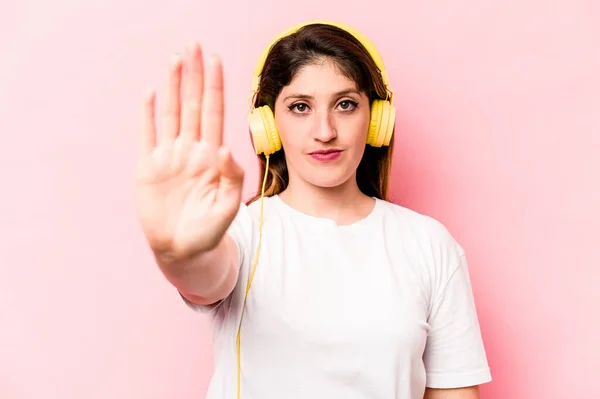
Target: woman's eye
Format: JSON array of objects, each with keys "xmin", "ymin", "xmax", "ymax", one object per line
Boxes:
[
  {"xmin": 338, "ymin": 100, "xmax": 358, "ymax": 111},
  {"xmin": 290, "ymin": 103, "xmax": 308, "ymax": 113}
]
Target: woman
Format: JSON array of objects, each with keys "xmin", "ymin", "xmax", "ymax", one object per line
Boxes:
[{"xmin": 134, "ymin": 21, "xmax": 492, "ymax": 399}]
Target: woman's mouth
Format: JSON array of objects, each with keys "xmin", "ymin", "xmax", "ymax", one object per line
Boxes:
[{"xmin": 308, "ymin": 149, "xmax": 343, "ymax": 162}]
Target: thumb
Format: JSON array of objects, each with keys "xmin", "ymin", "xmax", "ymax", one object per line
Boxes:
[{"xmin": 217, "ymin": 146, "xmax": 244, "ymax": 186}]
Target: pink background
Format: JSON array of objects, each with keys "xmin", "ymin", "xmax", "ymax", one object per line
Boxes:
[{"xmin": 1, "ymin": 0, "xmax": 599, "ymax": 398}]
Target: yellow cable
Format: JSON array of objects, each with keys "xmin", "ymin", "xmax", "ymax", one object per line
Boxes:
[{"xmin": 236, "ymin": 154, "xmax": 269, "ymax": 399}]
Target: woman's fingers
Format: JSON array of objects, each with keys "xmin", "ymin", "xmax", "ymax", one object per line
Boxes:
[
  {"xmin": 161, "ymin": 54, "xmax": 183, "ymax": 143},
  {"xmin": 144, "ymin": 42, "xmax": 221, "ymax": 155},
  {"xmin": 140, "ymin": 89, "xmax": 157, "ymax": 154},
  {"xmin": 200, "ymin": 55, "xmax": 224, "ymax": 147},
  {"xmin": 180, "ymin": 42, "xmax": 204, "ymax": 142}
]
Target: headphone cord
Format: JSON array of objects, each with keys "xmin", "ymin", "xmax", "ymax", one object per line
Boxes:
[{"xmin": 236, "ymin": 154, "xmax": 270, "ymax": 399}]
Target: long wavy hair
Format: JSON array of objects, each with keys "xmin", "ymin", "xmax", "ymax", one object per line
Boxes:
[{"xmin": 246, "ymin": 23, "xmax": 395, "ymax": 205}]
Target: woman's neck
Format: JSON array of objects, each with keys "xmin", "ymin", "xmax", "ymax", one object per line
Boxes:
[{"xmin": 277, "ymin": 177, "xmax": 374, "ymax": 226}]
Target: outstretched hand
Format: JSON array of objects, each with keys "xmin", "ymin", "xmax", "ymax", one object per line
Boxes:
[{"xmin": 134, "ymin": 42, "xmax": 244, "ymax": 261}]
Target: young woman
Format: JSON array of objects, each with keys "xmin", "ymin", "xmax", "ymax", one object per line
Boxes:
[{"xmin": 134, "ymin": 21, "xmax": 491, "ymax": 399}]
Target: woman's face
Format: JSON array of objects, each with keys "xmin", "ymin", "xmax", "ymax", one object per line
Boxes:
[{"xmin": 274, "ymin": 58, "xmax": 371, "ymax": 191}]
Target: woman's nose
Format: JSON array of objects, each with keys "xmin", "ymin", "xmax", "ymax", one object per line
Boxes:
[{"xmin": 312, "ymin": 110, "xmax": 337, "ymax": 142}]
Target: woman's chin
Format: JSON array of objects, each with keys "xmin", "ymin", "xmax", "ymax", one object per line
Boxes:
[{"xmin": 306, "ymin": 172, "xmax": 356, "ymax": 189}]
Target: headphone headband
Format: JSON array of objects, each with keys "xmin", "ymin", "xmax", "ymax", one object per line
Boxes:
[{"xmin": 251, "ymin": 20, "xmax": 390, "ymax": 93}]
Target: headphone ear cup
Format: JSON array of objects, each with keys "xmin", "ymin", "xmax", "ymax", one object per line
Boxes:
[
  {"xmin": 367, "ymin": 100, "xmax": 384, "ymax": 147},
  {"xmin": 366, "ymin": 99, "xmax": 395, "ymax": 147},
  {"xmin": 248, "ymin": 105, "xmax": 282, "ymax": 156},
  {"xmin": 379, "ymin": 100, "xmax": 395, "ymax": 146}
]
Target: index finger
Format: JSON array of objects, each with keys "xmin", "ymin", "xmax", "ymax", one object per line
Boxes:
[{"xmin": 200, "ymin": 55, "xmax": 224, "ymax": 147}]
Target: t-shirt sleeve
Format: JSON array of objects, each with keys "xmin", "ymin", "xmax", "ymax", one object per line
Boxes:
[
  {"xmin": 423, "ymin": 234, "xmax": 492, "ymax": 389},
  {"xmin": 179, "ymin": 202, "xmax": 254, "ymax": 315}
]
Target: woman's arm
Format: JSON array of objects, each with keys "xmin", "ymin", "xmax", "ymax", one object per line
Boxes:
[
  {"xmin": 424, "ymin": 386, "xmax": 480, "ymax": 399},
  {"xmin": 158, "ymin": 234, "xmax": 240, "ymax": 306}
]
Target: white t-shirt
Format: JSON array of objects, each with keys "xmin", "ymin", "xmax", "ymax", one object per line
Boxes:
[{"xmin": 183, "ymin": 195, "xmax": 491, "ymax": 399}]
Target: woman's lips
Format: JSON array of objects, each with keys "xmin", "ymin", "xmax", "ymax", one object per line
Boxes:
[{"xmin": 308, "ymin": 149, "xmax": 343, "ymax": 162}]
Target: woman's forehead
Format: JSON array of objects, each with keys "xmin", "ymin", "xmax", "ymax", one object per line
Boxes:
[{"xmin": 281, "ymin": 61, "xmax": 361, "ymax": 99}]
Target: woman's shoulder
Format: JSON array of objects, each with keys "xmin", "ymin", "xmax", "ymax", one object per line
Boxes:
[
  {"xmin": 377, "ymin": 199, "xmax": 449, "ymax": 230},
  {"xmin": 376, "ymin": 199, "xmax": 465, "ymax": 255}
]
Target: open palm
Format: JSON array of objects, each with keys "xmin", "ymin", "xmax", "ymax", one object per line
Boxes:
[{"xmin": 134, "ymin": 43, "xmax": 244, "ymax": 260}]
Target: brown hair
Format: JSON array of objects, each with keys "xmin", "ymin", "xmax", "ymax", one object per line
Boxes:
[{"xmin": 246, "ymin": 23, "xmax": 395, "ymax": 205}]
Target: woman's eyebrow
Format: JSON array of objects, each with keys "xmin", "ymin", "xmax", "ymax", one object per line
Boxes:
[{"xmin": 283, "ymin": 88, "xmax": 360, "ymax": 102}]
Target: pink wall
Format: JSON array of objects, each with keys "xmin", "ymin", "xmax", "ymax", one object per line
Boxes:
[{"xmin": 1, "ymin": 0, "xmax": 599, "ymax": 398}]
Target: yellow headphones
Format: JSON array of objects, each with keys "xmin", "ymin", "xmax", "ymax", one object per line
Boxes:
[
  {"xmin": 236, "ymin": 20, "xmax": 396, "ymax": 399},
  {"xmin": 247, "ymin": 19, "xmax": 396, "ymax": 156}
]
